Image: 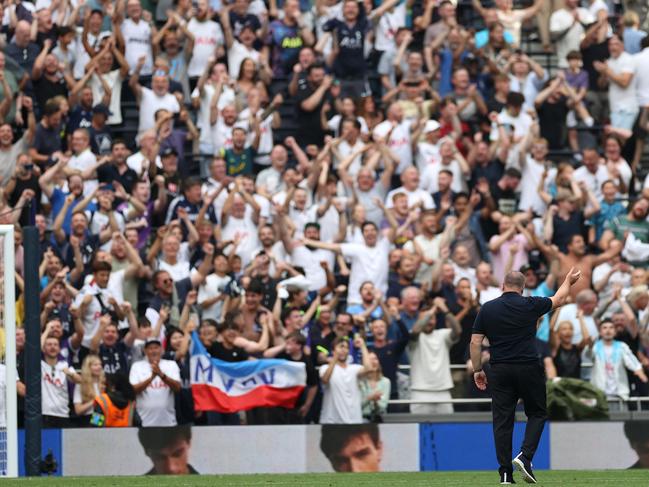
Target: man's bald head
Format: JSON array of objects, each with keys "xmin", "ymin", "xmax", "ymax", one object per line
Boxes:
[{"xmin": 503, "ymin": 271, "xmax": 526, "ymax": 293}]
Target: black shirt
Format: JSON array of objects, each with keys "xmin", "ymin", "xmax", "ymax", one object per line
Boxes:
[
  {"xmin": 472, "ymin": 292, "xmax": 552, "ymax": 364},
  {"xmin": 322, "ymin": 7, "xmax": 368, "ymax": 79},
  {"xmin": 97, "ymin": 163, "xmax": 138, "ymax": 193},
  {"xmin": 537, "ymin": 97, "xmax": 569, "ymax": 150},
  {"xmin": 370, "ymin": 319, "xmax": 410, "ymax": 397},
  {"xmin": 33, "ymin": 76, "xmax": 68, "ymax": 113},
  {"xmin": 553, "ymin": 344, "xmax": 581, "ymax": 379},
  {"xmin": 295, "ymin": 82, "xmax": 333, "ymax": 146},
  {"xmin": 99, "ymin": 341, "xmax": 130, "ymax": 375},
  {"xmin": 32, "ymin": 122, "xmax": 62, "ymax": 156}
]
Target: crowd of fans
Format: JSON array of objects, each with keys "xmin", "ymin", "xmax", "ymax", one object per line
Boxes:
[{"xmin": 2, "ymin": 0, "xmax": 649, "ymax": 428}]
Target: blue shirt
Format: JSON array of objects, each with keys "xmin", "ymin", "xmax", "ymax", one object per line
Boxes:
[
  {"xmin": 624, "ymin": 28, "xmax": 647, "ymax": 55},
  {"xmin": 528, "ymin": 282, "xmax": 553, "ymax": 341},
  {"xmin": 591, "ymin": 199, "xmax": 626, "ymax": 241},
  {"xmin": 50, "ymin": 189, "xmax": 97, "ymax": 236}
]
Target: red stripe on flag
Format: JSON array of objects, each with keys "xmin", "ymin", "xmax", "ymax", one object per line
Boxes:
[{"xmin": 192, "ymin": 384, "xmax": 306, "ymax": 413}]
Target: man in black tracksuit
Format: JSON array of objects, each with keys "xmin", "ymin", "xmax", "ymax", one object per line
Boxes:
[{"xmin": 470, "ymin": 268, "xmax": 582, "ymax": 484}]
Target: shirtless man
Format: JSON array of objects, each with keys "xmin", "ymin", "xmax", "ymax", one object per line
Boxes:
[{"xmin": 535, "ymin": 233, "xmax": 622, "ymax": 300}]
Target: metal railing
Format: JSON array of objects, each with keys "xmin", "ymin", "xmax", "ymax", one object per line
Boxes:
[{"xmin": 386, "ymin": 396, "xmax": 649, "ymax": 408}]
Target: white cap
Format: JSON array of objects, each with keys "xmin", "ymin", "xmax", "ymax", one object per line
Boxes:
[{"xmin": 423, "ymin": 120, "xmax": 441, "ymax": 133}]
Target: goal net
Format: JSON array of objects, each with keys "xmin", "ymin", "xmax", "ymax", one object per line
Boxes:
[{"xmin": 0, "ymin": 226, "xmax": 17, "ymax": 477}]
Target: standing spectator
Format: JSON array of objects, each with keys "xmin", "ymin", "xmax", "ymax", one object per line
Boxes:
[
  {"xmin": 587, "ymin": 320, "xmax": 648, "ymax": 410},
  {"xmin": 296, "ymin": 63, "xmax": 337, "ymax": 147},
  {"xmin": 130, "ymin": 59, "xmax": 180, "ymax": 134},
  {"xmin": 41, "ymin": 336, "xmax": 80, "ymax": 428},
  {"xmin": 129, "ymin": 337, "xmax": 181, "ymax": 426},
  {"xmin": 303, "ymin": 220, "xmax": 396, "ymax": 306},
  {"xmin": 73, "ymin": 354, "xmax": 106, "ymax": 422},
  {"xmin": 319, "ymin": 335, "xmax": 370, "ymax": 424},
  {"xmin": 550, "ymin": 313, "xmax": 592, "ymax": 379},
  {"xmin": 187, "ymin": 0, "xmax": 224, "ymax": 82},
  {"xmin": 409, "ymin": 299, "xmax": 461, "ymax": 414},
  {"xmin": 117, "ymin": 0, "xmax": 155, "ymax": 76},
  {"xmin": 359, "ymin": 352, "xmax": 391, "ymax": 422},
  {"xmin": 265, "ymin": 0, "xmax": 314, "ymax": 77},
  {"xmin": 550, "ymin": 0, "xmax": 595, "ymax": 69},
  {"xmin": 594, "ymin": 34, "xmax": 637, "ymax": 132},
  {"xmin": 5, "ymin": 20, "xmax": 40, "ymax": 75}
]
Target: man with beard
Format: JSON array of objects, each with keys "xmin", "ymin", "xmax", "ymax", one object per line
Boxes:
[
  {"xmin": 535, "ymin": 233, "xmax": 622, "ymax": 300},
  {"xmin": 96, "ymin": 140, "xmax": 138, "ymax": 193},
  {"xmin": 386, "ymin": 255, "xmax": 419, "ymax": 299}
]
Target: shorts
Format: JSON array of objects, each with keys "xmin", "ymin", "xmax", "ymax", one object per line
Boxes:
[
  {"xmin": 410, "ymin": 390, "xmax": 454, "ymax": 415},
  {"xmin": 610, "ymin": 108, "xmax": 639, "ymax": 131}
]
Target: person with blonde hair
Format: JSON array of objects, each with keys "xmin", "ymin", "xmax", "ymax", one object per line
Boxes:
[
  {"xmin": 622, "ymin": 10, "xmax": 647, "ymax": 55},
  {"xmin": 359, "ymin": 351, "xmax": 391, "ymax": 422},
  {"xmin": 73, "ymin": 354, "xmax": 106, "ymax": 422}
]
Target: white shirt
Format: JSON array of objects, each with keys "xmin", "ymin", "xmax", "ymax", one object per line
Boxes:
[
  {"xmin": 191, "ymin": 83, "xmax": 236, "ymax": 147},
  {"xmin": 68, "ymin": 148, "xmax": 97, "ymax": 196},
  {"xmin": 187, "ymin": 19, "xmax": 224, "ymax": 77},
  {"xmin": 415, "ymin": 141, "xmax": 441, "ymax": 172},
  {"xmin": 550, "ymin": 8, "xmax": 595, "ymax": 68},
  {"xmin": 385, "ymin": 186, "xmax": 435, "ymax": 210},
  {"xmin": 73, "ymin": 282, "xmax": 120, "ymax": 348},
  {"xmin": 341, "ymin": 238, "xmax": 391, "ymax": 305},
  {"xmin": 573, "ymin": 164, "xmax": 609, "ymax": 201},
  {"xmin": 373, "ymin": 119, "xmax": 413, "ymax": 174},
  {"xmin": 319, "ymin": 363, "xmax": 364, "ymax": 424},
  {"xmin": 138, "ymin": 87, "xmax": 180, "ymax": 134},
  {"xmin": 420, "ymin": 160, "xmax": 467, "ymax": 194},
  {"xmin": 222, "ymin": 215, "xmax": 261, "ymax": 267},
  {"xmin": 90, "ymin": 70, "xmax": 124, "ymax": 125},
  {"xmin": 409, "ymin": 328, "xmax": 456, "ymax": 391},
  {"xmin": 608, "ymin": 52, "xmax": 637, "ymax": 111},
  {"xmin": 291, "ymin": 245, "xmax": 335, "ymax": 291},
  {"xmin": 121, "ymin": 18, "xmax": 153, "ymax": 75},
  {"xmin": 403, "ymin": 233, "xmax": 445, "ymax": 284},
  {"xmin": 519, "ymin": 156, "xmax": 553, "ymax": 216},
  {"xmin": 239, "ymin": 107, "xmax": 273, "ymax": 165},
  {"xmin": 374, "ymin": 3, "xmax": 406, "ymax": 52},
  {"xmin": 478, "ymin": 286, "xmax": 501, "ymax": 305},
  {"xmin": 555, "ymin": 304, "xmax": 598, "ymax": 344},
  {"xmin": 327, "ymin": 115, "xmax": 369, "ymax": 139},
  {"xmin": 228, "ymin": 40, "xmax": 261, "ymax": 79},
  {"xmin": 491, "ymin": 110, "xmax": 533, "ymax": 142},
  {"xmin": 129, "ymin": 359, "xmax": 180, "ymax": 427},
  {"xmin": 127, "ymin": 151, "xmax": 159, "ymax": 179},
  {"xmin": 41, "ymin": 360, "xmax": 70, "ymax": 417},
  {"xmin": 634, "ymin": 48, "xmax": 649, "ymax": 106},
  {"xmin": 159, "ymin": 259, "xmax": 192, "ymax": 282},
  {"xmin": 198, "ymin": 273, "xmax": 232, "ymax": 321}
]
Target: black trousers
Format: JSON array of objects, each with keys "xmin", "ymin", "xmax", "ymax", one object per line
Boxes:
[{"xmin": 490, "ymin": 362, "xmax": 547, "ymax": 474}]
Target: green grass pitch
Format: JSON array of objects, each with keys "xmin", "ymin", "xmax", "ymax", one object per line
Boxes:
[{"xmin": 3, "ymin": 471, "xmax": 649, "ymax": 486}]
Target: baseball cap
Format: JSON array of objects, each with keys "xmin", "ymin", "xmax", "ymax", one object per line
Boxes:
[
  {"xmin": 92, "ymin": 103, "xmax": 112, "ymax": 117},
  {"xmin": 423, "ymin": 120, "xmax": 441, "ymax": 133},
  {"xmin": 144, "ymin": 337, "xmax": 162, "ymax": 348},
  {"xmin": 160, "ymin": 147, "xmax": 178, "ymax": 158}
]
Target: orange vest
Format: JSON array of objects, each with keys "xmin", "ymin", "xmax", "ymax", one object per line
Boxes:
[{"xmin": 94, "ymin": 393, "xmax": 135, "ymax": 427}]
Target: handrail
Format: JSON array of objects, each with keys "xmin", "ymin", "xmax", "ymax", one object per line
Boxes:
[{"xmin": 386, "ymin": 396, "xmax": 649, "ymax": 406}]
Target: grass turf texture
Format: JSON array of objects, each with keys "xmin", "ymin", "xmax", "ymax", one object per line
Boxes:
[{"xmin": 3, "ymin": 471, "xmax": 649, "ymax": 486}]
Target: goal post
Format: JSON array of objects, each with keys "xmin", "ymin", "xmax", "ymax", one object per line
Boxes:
[{"xmin": 0, "ymin": 225, "xmax": 17, "ymax": 478}]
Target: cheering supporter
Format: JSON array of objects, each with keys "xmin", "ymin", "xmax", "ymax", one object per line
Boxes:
[{"xmin": 3, "ymin": 0, "xmax": 649, "ymax": 429}]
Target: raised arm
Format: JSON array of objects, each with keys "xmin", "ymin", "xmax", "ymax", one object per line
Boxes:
[{"xmin": 550, "ymin": 267, "xmax": 582, "ymax": 309}]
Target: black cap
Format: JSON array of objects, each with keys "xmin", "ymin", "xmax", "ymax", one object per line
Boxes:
[
  {"xmin": 92, "ymin": 103, "xmax": 112, "ymax": 117},
  {"xmin": 160, "ymin": 147, "xmax": 178, "ymax": 158}
]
